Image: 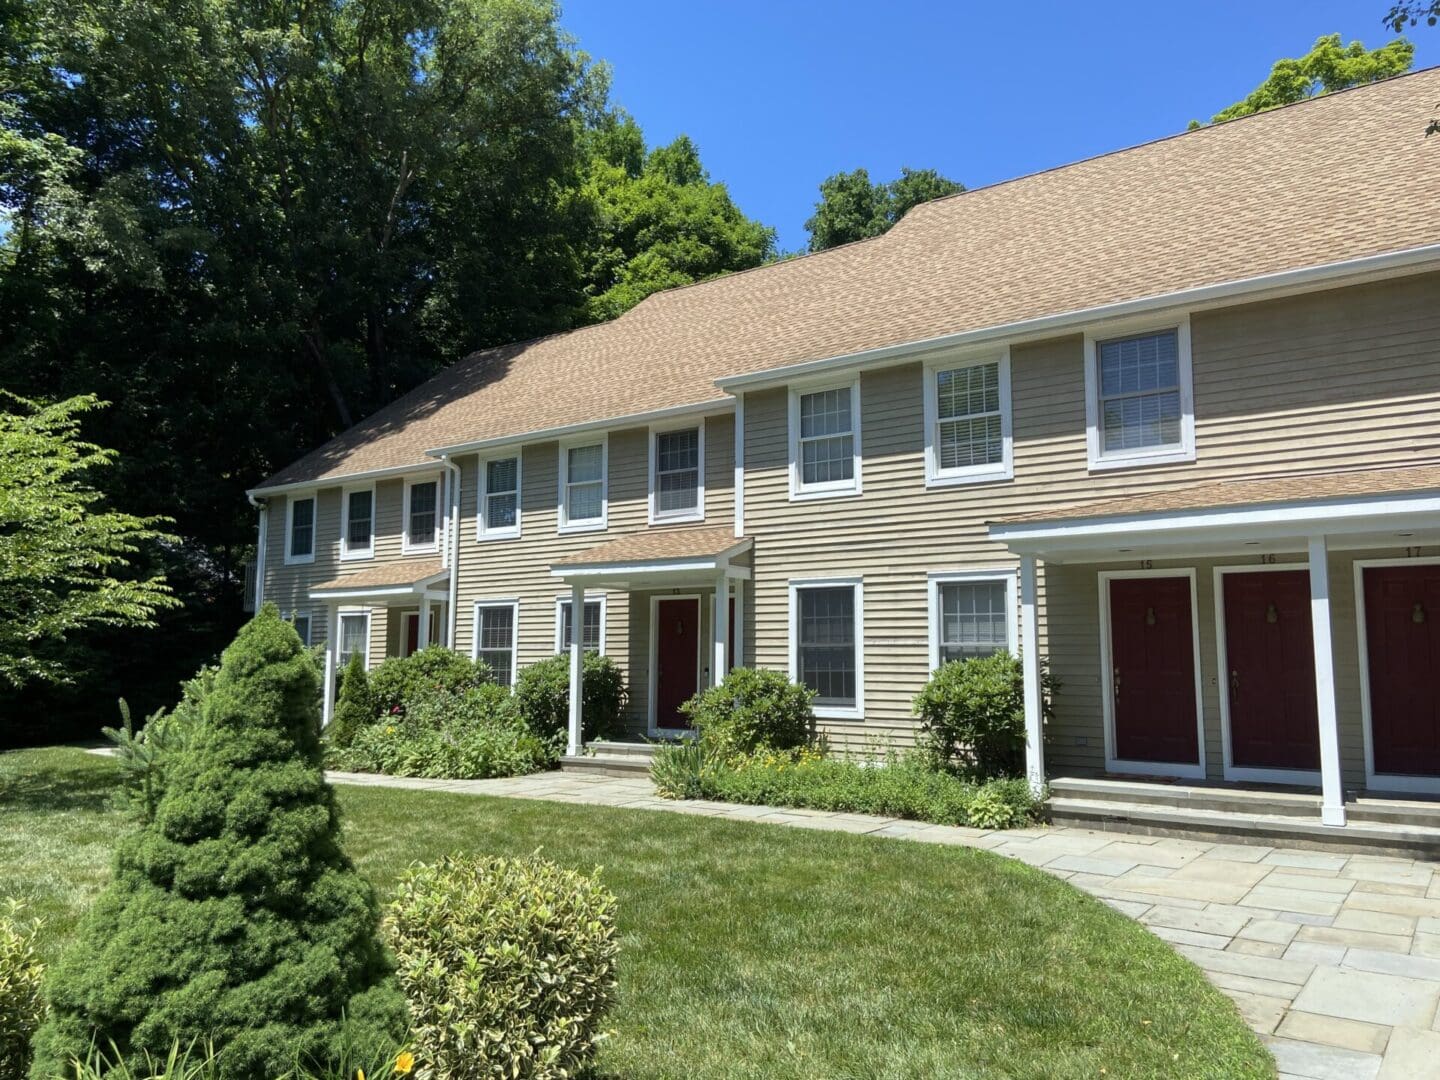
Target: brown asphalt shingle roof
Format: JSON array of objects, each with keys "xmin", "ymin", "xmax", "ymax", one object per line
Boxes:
[
  {"xmin": 992, "ymin": 463, "xmax": 1440, "ymax": 526},
  {"xmin": 552, "ymin": 525, "xmax": 749, "ymax": 568},
  {"xmin": 310, "ymin": 559, "xmax": 446, "ymax": 594},
  {"xmin": 260, "ymin": 70, "xmax": 1440, "ymax": 490}
]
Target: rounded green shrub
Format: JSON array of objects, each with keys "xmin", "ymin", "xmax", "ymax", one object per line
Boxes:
[
  {"xmin": 912, "ymin": 652, "xmax": 1033, "ymax": 779},
  {"xmin": 384, "ymin": 853, "xmax": 619, "ymax": 1080},
  {"xmin": 513, "ymin": 653, "xmax": 627, "ymax": 744},
  {"xmin": 1, "ymin": 900, "xmax": 44, "ymax": 1080},
  {"xmin": 680, "ymin": 667, "xmax": 815, "ymax": 757},
  {"xmin": 30, "ymin": 605, "xmax": 406, "ymax": 1080},
  {"xmin": 368, "ymin": 646, "xmax": 492, "ymax": 719},
  {"xmin": 327, "ymin": 653, "xmax": 375, "ymax": 749}
]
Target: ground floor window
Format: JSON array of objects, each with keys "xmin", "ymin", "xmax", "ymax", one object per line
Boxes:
[
  {"xmin": 790, "ymin": 578, "xmax": 863, "ymax": 718},
  {"xmin": 338, "ymin": 611, "xmax": 369, "ymax": 670},
  {"xmin": 929, "ymin": 572, "xmax": 1015, "ymax": 669},
  {"xmin": 474, "ymin": 602, "xmax": 519, "ymax": 685},
  {"xmin": 289, "ymin": 612, "xmax": 312, "ymax": 646},
  {"xmin": 556, "ymin": 598, "xmax": 605, "ymax": 654}
]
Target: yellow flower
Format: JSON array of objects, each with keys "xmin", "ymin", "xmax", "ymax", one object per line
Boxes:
[
  {"xmin": 357, "ymin": 1070, "xmax": 366, "ymax": 1080},
  {"xmin": 394, "ymin": 1052, "xmax": 415, "ymax": 1075}
]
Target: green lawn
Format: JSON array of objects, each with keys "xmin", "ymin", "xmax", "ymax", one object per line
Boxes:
[{"xmin": 2, "ymin": 747, "xmax": 1273, "ymax": 1079}]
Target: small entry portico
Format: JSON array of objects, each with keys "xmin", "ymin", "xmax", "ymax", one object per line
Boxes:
[
  {"xmin": 552, "ymin": 526, "xmax": 752, "ymax": 755},
  {"xmin": 991, "ymin": 463, "xmax": 1440, "ymax": 831}
]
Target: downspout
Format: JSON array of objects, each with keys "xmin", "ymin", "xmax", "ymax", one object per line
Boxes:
[
  {"xmin": 441, "ymin": 454, "xmax": 462, "ymax": 649},
  {"xmin": 248, "ymin": 494, "xmax": 267, "ymax": 611}
]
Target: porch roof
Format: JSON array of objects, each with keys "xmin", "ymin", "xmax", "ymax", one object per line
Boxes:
[
  {"xmin": 310, "ymin": 559, "xmax": 448, "ymax": 601},
  {"xmin": 989, "ymin": 462, "xmax": 1440, "ymax": 562},
  {"xmin": 551, "ymin": 526, "xmax": 751, "ymax": 589}
]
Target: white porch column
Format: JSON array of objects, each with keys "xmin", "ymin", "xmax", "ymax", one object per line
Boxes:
[
  {"xmin": 418, "ymin": 596, "xmax": 431, "ymax": 649},
  {"xmin": 1308, "ymin": 535, "xmax": 1346, "ymax": 827},
  {"xmin": 321, "ymin": 602, "xmax": 338, "ymax": 730},
  {"xmin": 732, "ymin": 579, "xmax": 745, "ymax": 670},
  {"xmin": 1019, "ymin": 556, "xmax": 1046, "ymax": 797},
  {"xmin": 713, "ymin": 573, "xmax": 729, "ymax": 686},
  {"xmin": 567, "ymin": 583, "xmax": 585, "ymax": 756}
]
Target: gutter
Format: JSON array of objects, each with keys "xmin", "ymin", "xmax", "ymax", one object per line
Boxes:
[
  {"xmin": 423, "ymin": 398, "xmax": 732, "ymax": 458},
  {"xmin": 246, "ymin": 460, "xmax": 442, "ymax": 499},
  {"xmin": 440, "ymin": 453, "xmax": 462, "ymax": 649},
  {"xmin": 247, "ymin": 494, "xmax": 267, "ymax": 611}
]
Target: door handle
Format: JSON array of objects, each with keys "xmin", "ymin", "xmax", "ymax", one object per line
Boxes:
[{"xmin": 1230, "ymin": 669, "xmax": 1240, "ymax": 703}]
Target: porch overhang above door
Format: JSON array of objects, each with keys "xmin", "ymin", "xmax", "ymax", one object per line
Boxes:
[
  {"xmin": 309, "ymin": 559, "xmax": 449, "ymax": 602},
  {"xmin": 551, "ymin": 525, "xmax": 753, "ymax": 590},
  {"xmin": 988, "ymin": 463, "xmax": 1440, "ymax": 563}
]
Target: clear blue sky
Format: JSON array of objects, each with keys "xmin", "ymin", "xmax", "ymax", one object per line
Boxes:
[{"xmin": 560, "ymin": 1, "xmax": 1438, "ymax": 253}]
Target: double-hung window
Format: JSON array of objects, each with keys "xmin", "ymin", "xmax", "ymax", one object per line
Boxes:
[
  {"xmin": 479, "ymin": 455, "xmax": 521, "ymax": 539},
  {"xmin": 556, "ymin": 598, "xmax": 604, "ymax": 654},
  {"xmin": 928, "ymin": 571, "xmax": 1017, "ymax": 671},
  {"xmin": 341, "ymin": 486, "xmax": 374, "ymax": 559},
  {"xmin": 290, "ymin": 612, "xmax": 312, "ymax": 646},
  {"xmin": 1085, "ymin": 319, "xmax": 1194, "ymax": 470},
  {"xmin": 285, "ymin": 495, "xmax": 315, "ymax": 564},
  {"xmin": 560, "ymin": 439, "xmax": 607, "ymax": 531},
  {"xmin": 650, "ymin": 425, "xmax": 704, "ymax": 522},
  {"xmin": 473, "ymin": 601, "xmax": 519, "ymax": 686},
  {"xmin": 789, "ymin": 578, "xmax": 863, "ymax": 719},
  {"xmin": 925, "ymin": 354, "xmax": 1013, "ymax": 485},
  {"xmin": 337, "ymin": 611, "xmax": 369, "ymax": 670},
  {"xmin": 789, "ymin": 380, "xmax": 861, "ymax": 498},
  {"xmin": 404, "ymin": 478, "xmax": 440, "ymax": 553}
]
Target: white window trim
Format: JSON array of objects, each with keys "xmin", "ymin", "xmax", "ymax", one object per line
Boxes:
[
  {"xmin": 402, "ymin": 474, "xmax": 443, "ymax": 555},
  {"xmin": 924, "ymin": 350, "xmax": 1014, "ymax": 487},
  {"xmin": 926, "ymin": 568, "xmax": 1019, "ymax": 672},
  {"xmin": 477, "ymin": 451, "xmax": 523, "ymax": 541},
  {"xmin": 471, "ymin": 599, "xmax": 521, "ymax": 686},
  {"xmin": 787, "ymin": 575, "xmax": 864, "ymax": 721},
  {"xmin": 339, "ymin": 483, "xmax": 376, "ymax": 561},
  {"xmin": 557, "ymin": 435, "xmax": 609, "ymax": 534},
  {"xmin": 1084, "ymin": 314, "xmax": 1195, "ymax": 472},
  {"xmin": 336, "ymin": 607, "xmax": 373, "ymax": 671},
  {"xmin": 648, "ymin": 419, "xmax": 706, "ymax": 525},
  {"xmin": 283, "ymin": 492, "xmax": 317, "ymax": 565},
  {"xmin": 788, "ymin": 377, "xmax": 863, "ymax": 501},
  {"xmin": 553, "ymin": 593, "xmax": 608, "ymax": 655}
]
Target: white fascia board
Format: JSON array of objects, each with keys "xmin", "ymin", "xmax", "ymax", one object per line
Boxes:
[
  {"xmin": 248, "ymin": 461, "xmax": 439, "ymax": 499},
  {"xmin": 424, "ymin": 399, "xmax": 733, "ymax": 458},
  {"xmin": 549, "ymin": 538, "xmax": 753, "ymax": 579},
  {"xmin": 989, "ymin": 491, "xmax": 1440, "ymax": 551},
  {"xmin": 309, "ymin": 569, "xmax": 450, "ymax": 602},
  {"xmin": 713, "ymin": 244, "xmax": 1440, "ymax": 392}
]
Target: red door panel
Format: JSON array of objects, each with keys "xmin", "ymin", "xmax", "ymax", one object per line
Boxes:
[
  {"xmin": 655, "ymin": 599, "xmax": 700, "ymax": 729},
  {"xmin": 403, "ymin": 613, "xmax": 420, "ymax": 657},
  {"xmin": 1223, "ymin": 571, "xmax": 1319, "ymax": 771},
  {"xmin": 1365, "ymin": 565, "xmax": 1440, "ymax": 777},
  {"xmin": 1109, "ymin": 576, "xmax": 1200, "ymax": 765}
]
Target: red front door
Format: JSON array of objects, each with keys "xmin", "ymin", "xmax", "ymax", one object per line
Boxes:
[
  {"xmin": 403, "ymin": 613, "xmax": 420, "ymax": 657},
  {"xmin": 655, "ymin": 598, "xmax": 700, "ymax": 729},
  {"xmin": 1223, "ymin": 570, "xmax": 1320, "ymax": 771},
  {"xmin": 1364, "ymin": 564, "xmax": 1440, "ymax": 777},
  {"xmin": 1109, "ymin": 576, "xmax": 1200, "ymax": 765}
]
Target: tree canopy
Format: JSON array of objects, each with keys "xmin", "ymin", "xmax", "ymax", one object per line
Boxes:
[
  {"xmin": 804, "ymin": 167, "xmax": 963, "ymax": 252},
  {"xmin": 1194, "ymin": 33, "xmax": 1413, "ymax": 127}
]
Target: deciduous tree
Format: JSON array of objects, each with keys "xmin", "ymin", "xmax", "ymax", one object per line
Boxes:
[{"xmin": 804, "ymin": 167, "xmax": 963, "ymax": 252}]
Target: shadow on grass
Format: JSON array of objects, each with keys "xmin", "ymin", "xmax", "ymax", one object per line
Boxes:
[{"xmin": 1, "ymin": 754, "xmax": 118, "ymax": 814}]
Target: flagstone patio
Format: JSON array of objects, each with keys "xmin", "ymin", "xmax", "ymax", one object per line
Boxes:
[{"xmin": 328, "ymin": 769, "xmax": 1440, "ymax": 1079}]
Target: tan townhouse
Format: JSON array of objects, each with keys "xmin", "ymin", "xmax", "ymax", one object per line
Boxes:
[{"xmin": 249, "ymin": 69, "xmax": 1440, "ymax": 834}]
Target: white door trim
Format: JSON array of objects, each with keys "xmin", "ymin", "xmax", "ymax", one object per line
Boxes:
[
  {"xmin": 1098, "ymin": 568, "xmax": 1207, "ymax": 779},
  {"xmin": 1353, "ymin": 556, "xmax": 1440, "ymax": 795},
  {"xmin": 1213, "ymin": 563, "xmax": 1323, "ymax": 786},
  {"xmin": 648, "ymin": 593, "xmax": 703, "ymax": 736}
]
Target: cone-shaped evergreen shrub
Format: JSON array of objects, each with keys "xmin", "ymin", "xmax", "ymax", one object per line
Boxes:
[
  {"xmin": 30, "ymin": 605, "xmax": 406, "ymax": 1080},
  {"xmin": 327, "ymin": 653, "xmax": 375, "ymax": 749}
]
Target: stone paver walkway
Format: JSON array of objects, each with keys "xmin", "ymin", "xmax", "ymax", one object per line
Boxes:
[{"xmin": 330, "ymin": 769, "xmax": 1440, "ymax": 1079}]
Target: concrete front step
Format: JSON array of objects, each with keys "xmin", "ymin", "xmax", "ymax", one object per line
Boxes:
[
  {"xmin": 584, "ymin": 739, "xmax": 660, "ymax": 760},
  {"xmin": 1047, "ymin": 797, "xmax": 1440, "ymax": 858},
  {"xmin": 559, "ymin": 754, "xmax": 653, "ymax": 777}
]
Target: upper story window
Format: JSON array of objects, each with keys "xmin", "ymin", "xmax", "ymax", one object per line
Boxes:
[
  {"xmin": 555, "ymin": 597, "xmax": 605, "ymax": 654},
  {"xmin": 285, "ymin": 495, "xmax": 315, "ymax": 564},
  {"xmin": 1085, "ymin": 318, "xmax": 1195, "ymax": 471},
  {"xmin": 789, "ymin": 379, "xmax": 861, "ymax": 500},
  {"xmin": 650, "ymin": 424, "xmax": 704, "ymax": 523},
  {"xmin": 928, "ymin": 571, "xmax": 1017, "ymax": 671},
  {"xmin": 403, "ymin": 478, "xmax": 440, "ymax": 554},
  {"xmin": 341, "ymin": 486, "xmax": 374, "ymax": 560},
  {"xmin": 924, "ymin": 353, "xmax": 1013, "ymax": 486},
  {"xmin": 789, "ymin": 577, "xmax": 863, "ymax": 720},
  {"xmin": 478, "ymin": 455, "xmax": 521, "ymax": 540},
  {"xmin": 559, "ymin": 438, "xmax": 607, "ymax": 532}
]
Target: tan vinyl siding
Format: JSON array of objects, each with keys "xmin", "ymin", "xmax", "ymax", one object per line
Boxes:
[{"xmin": 743, "ymin": 273, "xmax": 1440, "ymax": 756}]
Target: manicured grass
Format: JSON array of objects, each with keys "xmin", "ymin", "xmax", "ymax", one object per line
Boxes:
[{"xmin": 2, "ymin": 748, "xmax": 1274, "ymax": 1079}]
